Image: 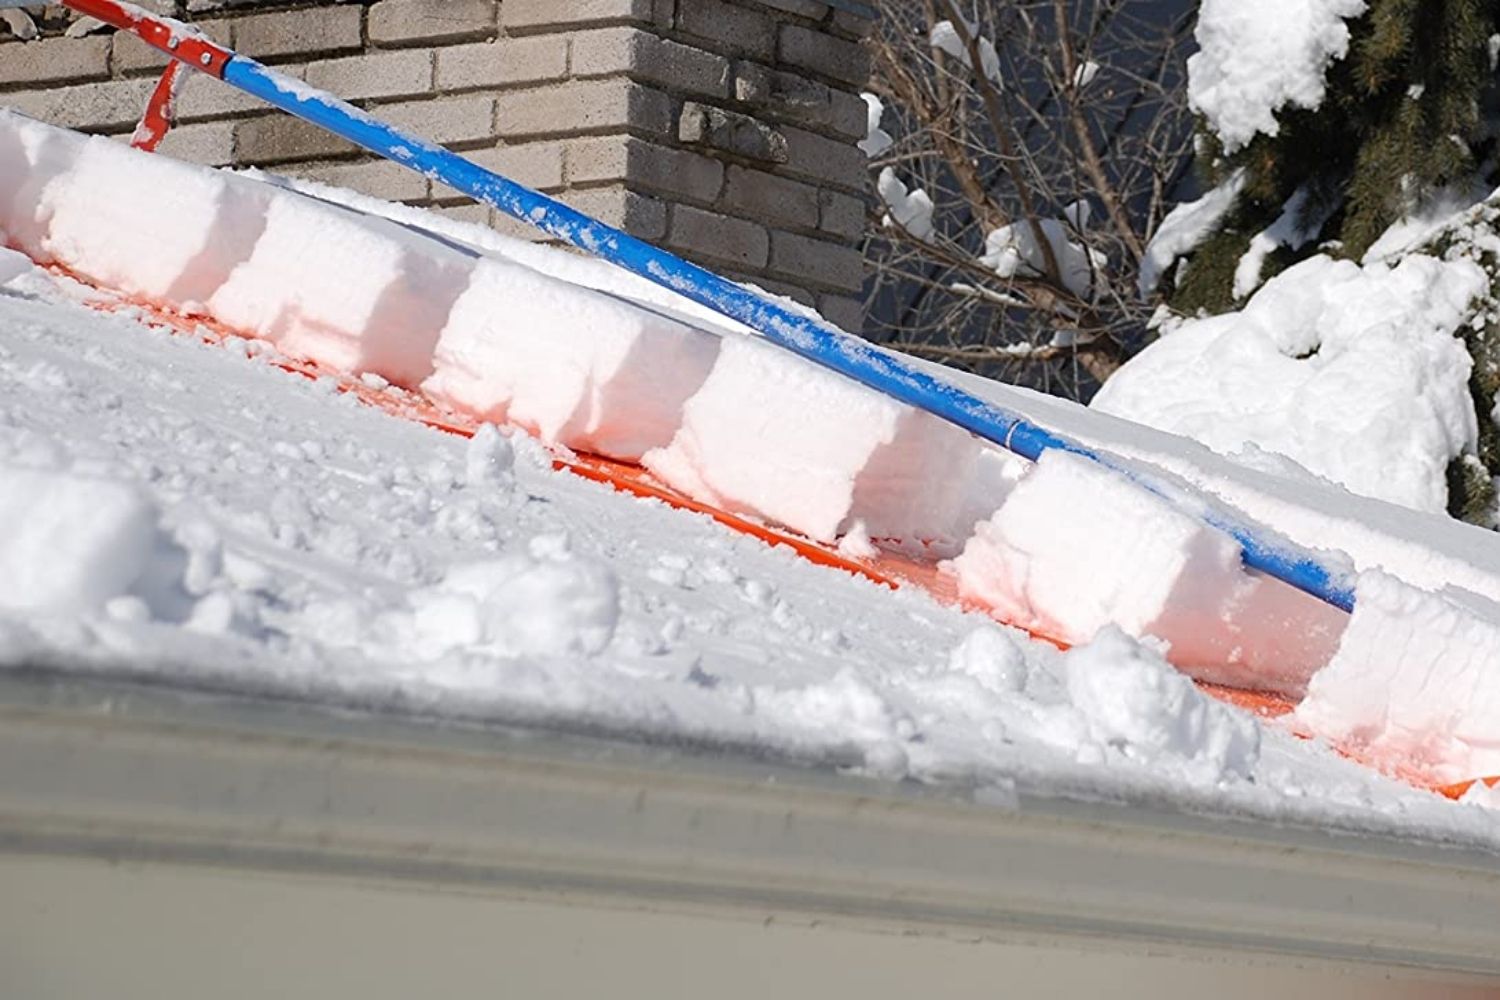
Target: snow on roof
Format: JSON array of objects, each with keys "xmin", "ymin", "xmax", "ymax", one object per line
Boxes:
[{"xmin": 4, "ymin": 110, "xmax": 1500, "ymax": 839}]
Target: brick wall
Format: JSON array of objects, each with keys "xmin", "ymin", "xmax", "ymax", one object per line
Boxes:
[{"xmin": 0, "ymin": 0, "xmax": 874, "ymax": 331}]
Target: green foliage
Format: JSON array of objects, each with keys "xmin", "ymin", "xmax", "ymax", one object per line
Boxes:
[{"xmin": 1177, "ymin": 0, "xmax": 1500, "ymax": 310}]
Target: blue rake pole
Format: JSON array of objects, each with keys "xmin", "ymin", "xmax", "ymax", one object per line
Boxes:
[{"xmin": 67, "ymin": 0, "xmax": 1358, "ymax": 613}]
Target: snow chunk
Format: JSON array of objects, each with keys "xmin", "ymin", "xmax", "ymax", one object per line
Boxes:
[
  {"xmin": 645, "ymin": 335, "xmax": 981, "ymax": 547},
  {"xmin": 877, "ymin": 167, "xmax": 934, "ymax": 241},
  {"xmin": 1139, "ymin": 168, "xmax": 1245, "ymax": 298},
  {"xmin": 949, "ymin": 450, "xmax": 1347, "ymax": 694},
  {"xmin": 948, "ymin": 626, "xmax": 1027, "ymax": 693},
  {"xmin": 423, "ymin": 257, "xmax": 720, "ymax": 460},
  {"xmin": 930, "ymin": 19, "xmax": 1001, "ymax": 85},
  {"xmin": 1188, "ymin": 0, "xmax": 1367, "ymax": 152},
  {"xmin": 981, "ymin": 216, "xmax": 1105, "ymax": 300},
  {"xmin": 0, "ymin": 467, "xmax": 168, "ymax": 614},
  {"xmin": 413, "ymin": 548, "xmax": 620, "ymax": 659},
  {"xmin": 210, "ymin": 187, "xmax": 474, "ymax": 387},
  {"xmin": 1299, "ymin": 572, "xmax": 1500, "ymax": 784},
  {"xmin": 1097, "ymin": 254, "xmax": 1484, "ymax": 514},
  {"xmin": 858, "ymin": 93, "xmax": 893, "ymax": 157},
  {"xmin": 1067, "ymin": 627, "xmax": 1260, "ymax": 783}
]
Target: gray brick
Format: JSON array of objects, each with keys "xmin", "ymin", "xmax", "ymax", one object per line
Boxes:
[
  {"xmin": 304, "ymin": 50, "xmax": 434, "ymax": 103},
  {"xmin": 3, "ymin": 77, "xmax": 157, "ymax": 131},
  {"xmin": 778, "ymin": 23, "xmax": 869, "ymax": 87},
  {"xmin": 570, "ymin": 27, "xmax": 730, "ymax": 99},
  {"xmin": 818, "ymin": 292, "xmax": 865, "ymax": 333},
  {"xmin": 369, "ymin": 0, "xmax": 496, "ymax": 46},
  {"xmin": 461, "ymin": 141, "xmax": 566, "ymax": 192},
  {"xmin": 669, "ymin": 204, "xmax": 768, "ymax": 268},
  {"xmin": 232, "ymin": 6, "xmax": 363, "ymax": 62},
  {"xmin": 677, "ymin": 0, "xmax": 774, "ymax": 61},
  {"xmin": 768, "ymin": 229, "xmax": 864, "ymax": 291},
  {"xmin": 430, "ymin": 201, "xmax": 494, "ymax": 228},
  {"xmin": 290, "ymin": 157, "xmax": 430, "ymax": 203},
  {"xmin": 235, "ymin": 113, "xmax": 357, "ymax": 163},
  {"xmin": 734, "ymin": 61, "xmax": 863, "ymax": 138},
  {"xmin": 720, "ymin": 164, "xmax": 819, "ymax": 229},
  {"xmin": 496, "ymin": 78, "xmax": 671, "ymax": 140},
  {"xmin": 746, "ymin": 0, "xmax": 828, "ymax": 19},
  {"xmin": 437, "ymin": 37, "xmax": 568, "ymax": 91},
  {"xmin": 112, "ymin": 18, "xmax": 230, "ymax": 75},
  {"xmin": 567, "ymin": 186, "xmax": 667, "ymax": 240},
  {"xmin": 150, "ymin": 120, "xmax": 236, "ymax": 166},
  {"xmin": 378, "ymin": 94, "xmax": 496, "ymax": 146},
  {"xmin": 777, "ymin": 123, "xmax": 865, "ymax": 191},
  {"xmin": 679, "ymin": 101, "xmax": 786, "ymax": 164},
  {"xmin": 567, "ymin": 135, "xmax": 724, "ymax": 202},
  {"xmin": 724, "ymin": 270, "xmax": 815, "ymax": 306},
  {"xmin": 818, "ymin": 188, "xmax": 866, "ymax": 240},
  {"xmin": 176, "ymin": 67, "xmax": 305, "ymax": 122},
  {"xmin": 830, "ymin": 10, "xmax": 878, "ymax": 40},
  {"xmin": 502, "ymin": 0, "xmax": 662, "ymax": 32},
  {"xmin": 0, "ymin": 35, "xmax": 110, "ymax": 87}
]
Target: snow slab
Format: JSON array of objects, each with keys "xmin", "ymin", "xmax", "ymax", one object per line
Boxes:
[
  {"xmin": 950, "ymin": 450, "xmax": 1347, "ymax": 695},
  {"xmin": 423, "ymin": 256, "xmax": 721, "ymax": 460},
  {"xmin": 644, "ymin": 333, "xmax": 984, "ymax": 548},
  {"xmin": 1299, "ymin": 572, "xmax": 1500, "ymax": 785},
  {"xmin": 1095, "ymin": 254, "xmax": 1484, "ymax": 515}
]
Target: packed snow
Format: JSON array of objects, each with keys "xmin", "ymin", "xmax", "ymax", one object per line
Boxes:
[
  {"xmin": 1188, "ymin": 0, "xmax": 1367, "ymax": 152},
  {"xmin": 4, "ymin": 109, "xmax": 1500, "ymax": 837}
]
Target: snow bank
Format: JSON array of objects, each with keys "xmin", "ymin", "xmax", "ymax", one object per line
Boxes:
[
  {"xmin": 0, "ymin": 467, "xmax": 168, "ymax": 614},
  {"xmin": 423, "ymin": 259, "xmax": 720, "ymax": 460},
  {"xmin": 1095, "ymin": 254, "xmax": 1485, "ymax": 514},
  {"xmin": 1299, "ymin": 573, "xmax": 1500, "ymax": 784},
  {"xmin": 645, "ymin": 335, "xmax": 983, "ymax": 547},
  {"xmin": 950, "ymin": 450, "xmax": 1347, "ymax": 694},
  {"xmin": 1188, "ymin": 0, "xmax": 1367, "ymax": 152}
]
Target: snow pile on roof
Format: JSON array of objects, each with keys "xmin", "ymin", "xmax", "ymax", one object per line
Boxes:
[
  {"xmin": 1094, "ymin": 254, "xmax": 1485, "ymax": 515},
  {"xmin": 9, "ymin": 109, "xmax": 1500, "ymax": 802},
  {"xmin": 1188, "ymin": 0, "xmax": 1368, "ymax": 152}
]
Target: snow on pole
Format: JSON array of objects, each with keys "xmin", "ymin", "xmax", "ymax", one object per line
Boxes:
[{"xmin": 59, "ymin": 0, "xmax": 1357, "ymax": 613}]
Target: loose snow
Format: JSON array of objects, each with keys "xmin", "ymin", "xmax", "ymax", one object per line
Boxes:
[
  {"xmin": 1188, "ymin": 0, "xmax": 1367, "ymax": 153},
  {"xmin": 5, "ymin": 108, "xmax": 1500, "ymax": 833},
  {"xmin": 1097, "ymin": 254, "xmax": 1484, "ymax": 515}
]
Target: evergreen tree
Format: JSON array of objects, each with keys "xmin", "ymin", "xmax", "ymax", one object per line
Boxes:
[
  {"xmin": 1174, "ymin": 0, "xmax": 1500, "ymax": 314},
  {"xmin": 1171, "ymin": 0, "xmax": 1500, "ymax": 524}
]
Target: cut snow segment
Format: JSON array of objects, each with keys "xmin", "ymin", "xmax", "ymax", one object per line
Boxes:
[
  {"xmin": 645, "ymin": 334, "xmax": 982, "ymax": 549},
  {"xmin": 423, "ymin": 258, "xmax": 720, "ymax": 461},
  {"xmin": 1299, "ymin": 572, "xmax": 1500, "ymax": 784},
  {"xmin": 950, "ymin": 450, "xmax": 1347, "ymax": 695},
  {"xmin": 209, "ymin": 187, "xmax": 475, "ymax": 387}
]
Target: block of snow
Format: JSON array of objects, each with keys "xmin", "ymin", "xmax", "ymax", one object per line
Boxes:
[
  {"xmin": 1298, "ymin": 572, "xmax": 1500, "ymax": 784},
  {"xmin": 0, "ymin": 467, "xmax": 165, "ymax": 614},
  {"xmin": 37, "ymin": 133, "xmax": 271, "ymax": 306},
  {"xmin": 0, "ymin": 110, "xmax": 87, "ymax": 257},
  {"xmin": 422, "ymin": 257, "xmax": 721, "ymax": 460},
  {"xmin": 644, "ymin": 334, "xmax": 982, "ymax": 547},
  {"xmin": 210, "ymin": 188, "xmax": 475, "ymax": 386},
  {"xmin": 949, "ymin": 449, "xmax": 1347, "ymax": 694},
  {"xmin": 1095, "ymin": 254, "xmax": 1484, "ymax": 514}
]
